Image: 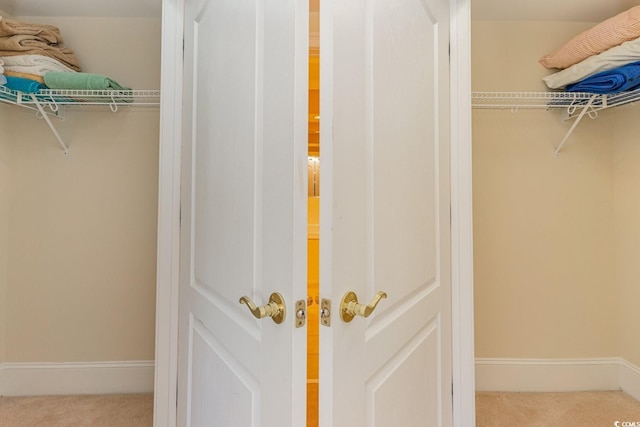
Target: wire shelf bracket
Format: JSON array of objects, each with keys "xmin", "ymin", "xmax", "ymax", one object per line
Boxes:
[
  {"xmin": 29, "ymin": 94, "xmax": 69, "ymax": 155},
  {"xmin": 554, "ymin": 94, "xmax": 598, "ymax": 157},
  {"xmin": 0, "ymin": 86, "xmax": 161, "ymax": 154},
  {"xmin": 472, "ymin": 89, "xmax": 640, "ymax": 156}
]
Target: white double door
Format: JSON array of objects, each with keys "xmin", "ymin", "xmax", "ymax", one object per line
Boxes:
[{"xmin": 177, "ymin": 0, "xmax": 452, "ymax": 425}]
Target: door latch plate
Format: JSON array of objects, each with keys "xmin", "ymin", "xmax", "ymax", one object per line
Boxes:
[
  {"xmin": 295, "ymin": 299, "xmax": 306, "ymax": 328},
  {"xmin": 320, "ymin": 298, "xmax": 331, "ymax": 327}
]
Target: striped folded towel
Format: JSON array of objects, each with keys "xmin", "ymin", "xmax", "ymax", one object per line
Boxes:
[{"xmin": 4, "ymin": 70, "xmax": 45, "ymax": 84}]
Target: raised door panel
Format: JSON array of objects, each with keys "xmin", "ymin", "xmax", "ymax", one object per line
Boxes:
[
  {"xmin": 321, "ymin": 0, "xmax": 452, "ymax": 425},
  {"xmin": 179, "ymin": 0, "xmax": 308, "ymax": 425}
]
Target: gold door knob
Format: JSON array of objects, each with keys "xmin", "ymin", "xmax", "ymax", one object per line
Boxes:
[
  {"xmin": 340, "ymin": 291, "xmax": 387, "ymax": 322},
  {"xmin": 239, "ymin": 292, "xmax": 286, "ymax": 324}
]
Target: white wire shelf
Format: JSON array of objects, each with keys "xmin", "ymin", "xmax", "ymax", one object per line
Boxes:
[
  {"xmin": 472, "ymin": 89, "xmax": 640, "ymax": 156},
  {"xmin": 0, "ymin": 85, "xmax": 161, "ymax": 155},
  {"xmin": 473, "ymin": 91, "xmax": 593, "ymax": 109},
  {"xmin": 0, "ymin": 86, "xmax": 160, "ymax": 109},
  {"xmin": 472, "ymin": 88, "xmax": 640, "ymax": 112}
]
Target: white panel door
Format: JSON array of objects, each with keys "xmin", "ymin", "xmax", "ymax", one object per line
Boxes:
[
  {"xmin": 177, "ymin": 0, "xmax": 308, "ymax": 425},
  {"xmin": 319, "ymin": 0, "xmax": 452, "ymax": 425}
]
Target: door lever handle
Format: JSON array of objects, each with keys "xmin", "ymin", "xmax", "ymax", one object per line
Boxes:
[
  {"xmin": 239, "ymin": 292, "xmax": 286, "ymax": 324},
  {"xmin": 340, "ymin": 291, "xmax": 387, "ymax": 322}
]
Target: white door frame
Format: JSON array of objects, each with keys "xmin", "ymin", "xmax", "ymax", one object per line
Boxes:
[
  {"xmin": 152, "ymin": 0, "xmax": 474, "ymax": 425},
  {"xmin": 153, "ymin": 0, "xmax": 183, "ymax": 426},
  {"xmin": 449, "ymin": 0, "xmax": 476, "ymax": 425}
]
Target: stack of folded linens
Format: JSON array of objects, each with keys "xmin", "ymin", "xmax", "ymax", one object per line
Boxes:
[{"xmin": 540, "ymin": 6, "xmax": 640, "ymax": 94}]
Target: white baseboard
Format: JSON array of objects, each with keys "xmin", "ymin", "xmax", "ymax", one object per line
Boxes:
[
  {"xmin": 0, "ymin": 361, "xmax": 154, "ymax": 396},
  {"xmin": 619, "ymin": 359, "xmax": 640, "ymax": 401},
  {"xmin": 475, "ymin": 358, "xmax": 623, "ymax": 392}
]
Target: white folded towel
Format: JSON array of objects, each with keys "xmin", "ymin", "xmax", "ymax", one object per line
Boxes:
[{"xmin": 0, "ymin": 54, "xmax": 75, "ymax": 76}]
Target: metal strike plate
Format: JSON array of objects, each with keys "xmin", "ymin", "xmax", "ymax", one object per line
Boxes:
[
  {"xmin": 320, "ymin": 298, "xmax": 331, "ymax": 327},
  {"xmin": 295, "ymin": 299, "xmax": 306, "ymax": 328}
]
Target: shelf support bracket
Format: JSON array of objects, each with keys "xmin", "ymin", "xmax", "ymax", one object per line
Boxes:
[
  {"xmin": 30, "ymin": 94, "xmax": 69, "ymax": 155},
  {"xmin": 554, "ymin": 94, "xmax": 597, "ymax": 157}
]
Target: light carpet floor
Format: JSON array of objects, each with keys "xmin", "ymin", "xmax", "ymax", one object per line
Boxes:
[
  {"xmin": 3, "ymin": 391, "xmax": 638, "ymax": 426},
  {"xmin": 0, "ymin": 394, "xmax": 153, "ymax": 427},
  {"xmin": 477, "ymin": 391, "xmax": 640, "ymax": 427}
]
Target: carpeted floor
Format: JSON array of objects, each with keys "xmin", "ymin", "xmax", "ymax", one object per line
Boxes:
[
  {"xmin": 0, "ymin": 393, "xmax": 153, "ymax": 427},
  {"xmin": 3, "ymin": 391, "xmax": 638, "ymax": 426},
  {"xmin": 477, "ymin": 391, "xmax": 640, "ymax": 427}
]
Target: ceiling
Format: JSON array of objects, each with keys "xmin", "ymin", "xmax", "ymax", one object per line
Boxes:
[
  {"xmin": 0, "ymin": 1, "xmax": 635, "ymax": 25},
  {"xmin": 472, "ymin": 0, "xmax": 639, "ymax": 22},
  {"xmin": 1, "ymin": 0, "xmax": 312, "ymax": 18},
  {"xmin": 0, "ymin": 0, "xmax": 161, "ymax": 18},
  {"xmin": 0, "ymin": 0, "xmax": 640, "ymax": 22}
]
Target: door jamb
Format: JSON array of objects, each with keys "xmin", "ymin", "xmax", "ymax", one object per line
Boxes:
[
  {"xmin": 449, "ymin": 0, "xmax": 476, "ymax": 426},
  {"xmin": 154, "ymin": 0, "xmax": 184, "ymax": 425}
]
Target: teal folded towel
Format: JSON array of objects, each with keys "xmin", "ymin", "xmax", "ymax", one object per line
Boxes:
[
  {"xmin": 44, "ymin": 72, "xmax": 131, "ymax": 91},
  {"xmin": 4, "ymin": 75, "xmax": 46, "ymax": 93}
]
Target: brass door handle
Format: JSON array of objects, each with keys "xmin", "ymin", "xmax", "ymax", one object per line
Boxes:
[
  {"xmin": 340, "ymin": 291, "xmax": 387, "ymax": 322},
  {"xmin": 239, "ymin": 292, "xmax": 286, "ymax": 324}
]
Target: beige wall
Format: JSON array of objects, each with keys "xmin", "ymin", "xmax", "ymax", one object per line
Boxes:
[
  {"xmin": 0, "ymin": 106, "xmax": 11, "ymax": 362},
  {"xmin": 472, "ymin": 21, "xmax": 620, "ymax": 359},
  {"xmin": 471, "ymin": 21, "xmax": 593, "ymax": 92},
  {"xmin": 2, "ymin": 17, "xmax": 160, "ymax": 362},
  {"xmin": 23, "ymin": 17, "xmax": 162, "ymax": 90},
  {"xmin": 612, "ymin": 106, "xmax": 640, "ymax": 368}
]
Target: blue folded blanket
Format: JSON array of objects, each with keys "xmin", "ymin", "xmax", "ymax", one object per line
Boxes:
[
  {"xmin": 566, "ymin": 61, "xmax": 640, "ymax": 94},
  {"xmin": 3, "ymin": 75, "xmax": 47, "ymax": 93}
]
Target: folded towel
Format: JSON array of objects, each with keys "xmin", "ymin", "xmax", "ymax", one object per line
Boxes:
[
  {"xmin": 0, "ymin": 74, "xmax": 6, "ymax": 85},
  {"xmin": 0, "ymin": 17, "xmax": 80, "ymax": 71},
  {"xmin": 3, "ymin": 75, "xmax": 47, "ymax": 93},
  {"xmin": 44, "ymin": 72, "xmax": 130, "ymax": 91},
  {"xmin": 0, "ymin": 16, "xmax": 64, "ymax": 44},
  {"xmin": 1, "ymin": 54, "xmax": 75, "ymax": 75},
  {"xmin": 566, "ymin": 61, "xmax": 640, "ymax": 94},
  {"xmin": 0, "ymin": 36, "xmax": 80, "ymax": 71},
  {"xmin": 4, "ymin": 70, "xmax": 45, "ymax": 84}
]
